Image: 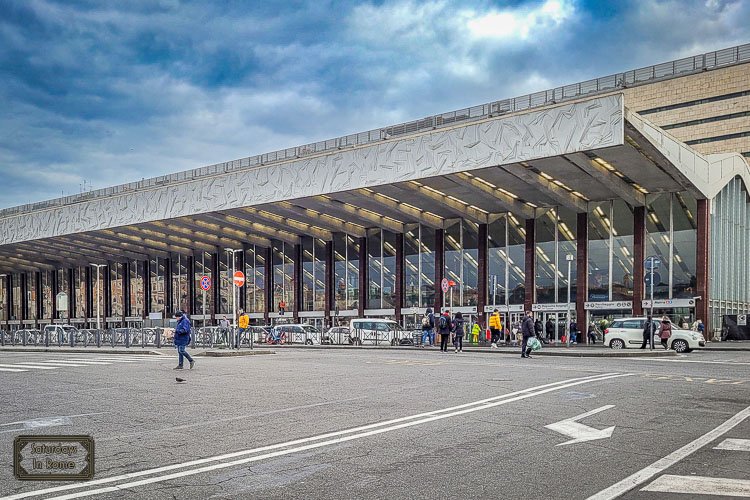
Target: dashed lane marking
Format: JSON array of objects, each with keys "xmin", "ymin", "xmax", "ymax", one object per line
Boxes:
[
  {"xmin": 714, "ymin": 438, "xmax": 750, "ymax": 452},
  {"xmin": 642, "ymin": 474, "xmax": 750, "ymax": 497}
]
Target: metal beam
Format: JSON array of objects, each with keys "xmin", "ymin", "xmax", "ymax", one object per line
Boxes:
[
  {"xmin": 49, "ymin": 235, "xmax": 154, "ymax": 262},
  {"xmin": 231, "ymin": 208, "xmax": 333, "ymax": 241},
  {"xmin": 564, "ymin": 153, "xmax": 646, "ymax": 207},
  {"xmin": 400, "ymin": 181, "xmax": 490, "ymax": 224},
  {"xmin": 146, "ymin": 219, "xmax": 254, "ymax": 250},
  {"xmin": 272, "ymin": 202, "xmax": 367, "ymax": 238},
  {"xmin": 191, "ymin": 214, "xmax": 293, "ymax": 246},
  {"xmin": 63, "ymin": 233, "xmax": 170, "ymax": 261},
  {"xmin": 301, "ymin": 196, "xmax": 405, "ymax": 233},
  {"xmin": 452, "ymin": 172, "xmax": 536, "ymax": 219},
  {"xmin": 101, "ymin": 228, "xmax": 198, "ymax": 256},
  {"xmin": 123, "ymin": 224, "xmax": 217, "ymax": 254},
  {"xmin": 11, "ymin": 243, "xmax": 88, "ymax": 268},
  {"xmin": 502, "ymin": 163, "xmax": 589, "ymax": 213},
  {"xmin": 0, "ymin": 251, "xmax": 57, "ymax": 271},
  {"xmin": 354, "ymin": 188, "xmax": 445, "ymax": 229}
]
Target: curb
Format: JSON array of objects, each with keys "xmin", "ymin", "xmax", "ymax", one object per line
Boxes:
[{"xmin": 197, "ymin": 350, "xmax": 275, "ymax": 357}]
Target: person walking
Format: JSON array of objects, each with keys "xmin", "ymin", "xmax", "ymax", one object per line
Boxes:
[
  {"xmin": 452, "ymin": 312, "xmax": 465, "ymax": 353},
  {"xmin": 545, "ymin": 317, "xmax": 554, "ymax": 343},
  {"xmin": 640, "ymin": 315, "xmax": 654, "ymax": 349},
  {"xmin": 658, "ymin": 316, "xmax": 672, "ymax": 350},
  {"xmin": 173, "ymin": 311, "xmax": 194, "ymax": 370},
  {"xmin": 471, "ymin": 321, "xmax": 480, "ymax": 344},
  {"xmin": 237, "ymin": 310, "xmax": 250, "ymax": 348},
  {"xmin": 421, "ymin": 308, "xmax": 435, "ymax": 347},
  {"xmin": 569, "ymin": 320, "xmax": 578, "ymax": 344},
  {"xmin": 521, "ymin": 311, "xmax": 535, "ymax": 358},
  {"xmin": 439, "ymin": 310, "xmax": 453, "ymax": 352},
  {"xmin": 587, "ymin": 322, "xmax": 597, "ymax": 344},
  {"xmin": 489, "ymin": 309, "xmax": 502, "ymax": 348},
  {"xmin": 534, "ymin": 318, "xmax": 544, "ymax": 343}
]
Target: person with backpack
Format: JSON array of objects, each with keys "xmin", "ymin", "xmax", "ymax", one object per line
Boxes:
[
  {"xmin": 569, "ymin": 320, "xmax": 578, "ymax": 345},
  {"xmin": 534, "ymin": 318, "xmax": 544, "ymax": 343},
  {"xmin": 438, "ymin": 310, "xmax": 453, "ymax": 352},
  {"xmin": 640, "ymin": 315, "xmax": 654, "ymax": 349},
  {"xmin": 173, "ymin": 311, "xmax": 194, "ymax": 370},
  {"xmin": 489, "ymin": 309, "xmax": 502, "ymax": 348},
  {"xmin": 452, "ymin": 312, "xmax": 465, "ymax": 353},
  {"xmin": 545, "ymin": 317, "xmax": 554, "ymax": 342},
  {"xmin": 421, "ymin": 308, "xmax": 435, "ymax": 347}
]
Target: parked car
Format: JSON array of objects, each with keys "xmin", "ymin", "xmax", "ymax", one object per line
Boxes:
[
  {"xmin": 42, "ymin": 324, "xmax": 80, "ymax": 344},
  {"xmin": 323, "ymin": 326, "xmax": 350, "ymax": 345},
  {"xmin": 271, "ymin": 324, "xmax": 321, "ymax": 345},
  {"xmin": 349, "ymin": 319, "xmax": 407, "ymax": 346},
  {"xmin": 604, "ymin": 317, "xmax": 705, "ymax": 353}
]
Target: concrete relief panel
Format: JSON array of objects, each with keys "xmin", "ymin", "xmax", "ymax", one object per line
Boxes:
[{"xmin": 0, "ymin": 94, "xmax": 623, "ymax": 245}]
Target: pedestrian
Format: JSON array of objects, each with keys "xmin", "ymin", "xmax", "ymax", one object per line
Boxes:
[
  {"xmin": 489, "ymin": 309, "xmax": 502, "ymax": 348},
  {"xmin": 218, "ymin": 317, "xmax": 229, "ymax": 345},
  {"xmin": 545, "ymin": 317, "xmax": 554, "ymax": 342},
  {"xmin": 640, "ymin": 315, "xmax": 654, "ymax": 349},
  {"xmin": 452, "ymin": 312, "xmax": 465, "ymax": 353},
  {"xmin": 173, "ymin": 311, "xmax": 194, "ymax": 370},
  {"xmin": 696, "ymin": 319, "xmax": 705, "ymax": 335},
  {"xmin": 569, "ymin": 320, "xmax": 578, "ymax": 344},
  {"xmin": 521, "ymin": 310, "xmax": 535, "ymax": 358},
  {"xmin": 534, "ymin": 318, "xmax": 544, "ymax": 343},
  {"xmin": 278, "ymin": 300, "xmax": 286, "ymax": 316},
  {"xmin": 658, "ymin": 316, "xmax": 672, "ymax": 350},
  {"xmin": 471, "ymin": 321, "xmax": 480, "ymax": 344},
  {"xmin": 439, "ymin": 310, "xmax": 452, "ymax": 352},
  {"xmin": 421, "ymin": 308, "xmax": 435, "ymax": 347},
  {"xmin": 587, "ymin": 322, "xmax": 597, "ymax": 344},
  {"xmin": 237, "ymin": 310, "xmax": 250, "ymax": 348}
]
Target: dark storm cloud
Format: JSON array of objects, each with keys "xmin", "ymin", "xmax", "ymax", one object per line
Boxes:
[{"xmin": 0, "ymin": 0, "xmax": 748, "ymax": 209}]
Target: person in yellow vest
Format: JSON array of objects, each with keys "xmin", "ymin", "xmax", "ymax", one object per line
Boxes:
[
  {"xmin": 471, "ymin": 321, "xmax": 481, "ymax": 344},
  {"xmin": 237, "ymin": 310, "xmax": 250, "ymax": 348},
  {"xmin": 489, "ymin": 309, "xmax": 502, "ymax": 348}
]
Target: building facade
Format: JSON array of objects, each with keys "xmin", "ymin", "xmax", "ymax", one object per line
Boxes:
[{"xmin": 1, "ymin": 44, "xmax": 749, "ymax": 340}]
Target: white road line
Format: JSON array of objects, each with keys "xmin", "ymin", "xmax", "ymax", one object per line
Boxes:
[
  {"xmin": 33, "ymin": 361, "xmax": 110, "ymax": 366},
  {"xmin": 714, "ymin": 438, "xmax": 750, "ymax": 452},
  {"xmin": 587, "ymin": 404, "xmax": 750, "ymax": 500},
  {"xmin": 1, "ymin": 372, "xmax": 630, "ymax": 500},
  {"xmin": 0, "ymin": 367, "xmax": 27, "ymax": 372},
  {"xmin": 0, "ymin": 412, "xmax": 109, "ymax": 427},
  {"xmin": 642, "ymin": 474, "xmax": 750, "ymax": 497},
  {"xmin": 627, "ymin": 358, "xmax": 750, "ymax": 366},
  {"xmin": 4, "ymin": 364, "xmax": 59, "ymax": 370}
]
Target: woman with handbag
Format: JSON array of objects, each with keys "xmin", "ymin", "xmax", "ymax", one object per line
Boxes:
[{"xmin": 658, "ymin": 316, "xmax": 672, "ymax": 350}]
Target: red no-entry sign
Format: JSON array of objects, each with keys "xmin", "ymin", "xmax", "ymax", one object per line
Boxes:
[{"xmin": 233, "ymin": 271, "xmax": 246, "ymax": 287}]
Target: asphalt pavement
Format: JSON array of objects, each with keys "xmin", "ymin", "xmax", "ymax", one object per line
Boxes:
[{"xmin": 0, "ymin": 348, "xmax": 748, "ymax": 499}]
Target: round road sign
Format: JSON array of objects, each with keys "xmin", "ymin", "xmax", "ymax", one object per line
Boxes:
[
  {"xmin": 200, "ymin": 276, "xmax": 211, "ymax": 291},
  {"xmin": 233, "ymin": 271, "xmax": 246, "ymax": 287},
  {"xmin": 441, "ymin": 278, "xmax": 450, "ymax": 293},
  {"xmin": 644, "ymin": 271, "xmax": 661, "ymax": 287}
]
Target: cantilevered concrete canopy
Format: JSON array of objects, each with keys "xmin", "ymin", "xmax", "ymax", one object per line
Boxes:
[{"xmin": 0, "ymin": 92, "xmax": 747, "ymax": 274}]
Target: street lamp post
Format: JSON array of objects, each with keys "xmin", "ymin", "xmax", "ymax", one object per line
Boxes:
[
  {"xmin": 225, "ymin": 248, "xmax": 242, "ymax": 349},
  {"xmin": 565, "ymin": 254, "xmax": 574, "ymax": 348},
  {"xmin": 90, "ymin": 263, "xmax": 107, "ymax": 331}
]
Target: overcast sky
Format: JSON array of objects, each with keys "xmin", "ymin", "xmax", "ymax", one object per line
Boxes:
[{"xmin": 0, "ymin": 0, "xmax": 748, "ymax": 209}]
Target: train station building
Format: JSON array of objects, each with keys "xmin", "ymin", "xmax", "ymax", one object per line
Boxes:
[{"xmin": 1, "ymin": 44, "xmax": 749, "ymax": 340}]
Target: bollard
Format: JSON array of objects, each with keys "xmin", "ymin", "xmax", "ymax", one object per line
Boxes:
[
  {"xmin": 96, "ymin": 330, "xmax": 101, "ymax": 348},
  {"xmin": 156, "ymin": 328, "xmax": 161, "ymax": 349},
  {"xmin": 190, "ymin": 328, "xmax": 195, "ymax": 349},
  {"xmin": 125, "ymin": 329, "xmax": 130, "ymax": 348},
  {"xmin": 70, "ymin": 329, "xmax": 75, "ymax": 348}
]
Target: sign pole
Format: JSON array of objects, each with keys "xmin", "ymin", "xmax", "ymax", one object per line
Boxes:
[
  {"xmin": 231, "ymin": 253, "xmax": 237, "ymax": 349},
  {"xmin": 202, "ymin": 289, "xmax": 206, "ymax": 329},
  {"xmin": 650, "ymin": 264, "xmax": 655, "ymax": 350}
]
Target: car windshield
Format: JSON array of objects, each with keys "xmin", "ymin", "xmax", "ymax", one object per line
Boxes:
[{"xmin": 62, "ymin": 326, "xmax": 79, "ymax": 334}]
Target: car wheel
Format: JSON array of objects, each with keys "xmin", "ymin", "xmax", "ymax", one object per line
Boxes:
[
  {"xmin": 354, "ymin": 338, "xmax": 362, "ymax": 346},
  {"xmin": 609, "ymin": 338, "xmax": 625, "ymax": 349},
  {"xmin": 391, "ymin": 339, "xmax": 397, "ymax": 346},
  {"xmin": 305, "ymin": 339, "xmax": 313, "ymax": 345},
  {"xmin": 672, "ymin": 339, "xmax": 689, "ymax": 353}
]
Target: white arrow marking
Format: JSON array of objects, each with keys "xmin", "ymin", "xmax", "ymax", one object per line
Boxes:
[{"xmin": 545, "ymin": 405, "xmax": 616, "ymax": 446}]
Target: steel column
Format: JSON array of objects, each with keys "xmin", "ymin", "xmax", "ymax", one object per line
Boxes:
[
  {"xmin": 434, "ymin": 228, "xmax": 445, "ymax": 312},
  {"xmin": 51, "ymin": 271, "xmax": 59, "ymax": 320},
  {"xmin": 104, "ymin": 264, "xmax": 112, "ymax": 320},
  {"xmin": 67, "ymin": 268, "xmax": 75, "ymax": 320},
  {"xmin": 477, "ymin": 224, "xmax": 488, "ymax": 317},
  {"xmin": 187, "ymin": 256, "xmax": 196, "ymax": 316},
  {"xmin": 264, "ymin": 247, "xmax": 273, "ymax": 323},
  {"xmin": 35, "ymin": 272, "xmax": 43, "ymax": 321},
  {"xmin": 525, "ymin": 219, "xmax": 536, "ymax": 312},
  {"xmin": 212, "ymin": 252, "xmax": 220, "ymax": 321},
  {"xmin": 20, "ymin": 273, "xmax": 28, "ymax": 322},
  {"xmin": 633, "ymin": 206, "xmax": 646, "ymax": 316},
  {"xmin": 293, "ymin": 243, "xmax": 301, "ymax": 322},
  {"xmin": 123, "ymin": 262, "xmax": 131, "ymax": 320},
  {"xmin": 143, "ymin": 260, "xmax": 151, "ymax": 319},
  {"xmin": 395, "ymin": 232, "xmax": 404, "ymax": 323},
  {"xmin": 358, "ymin": 236, "xmax": 367, "ymax": 318},
  {"xmin": 324, "ymin": 240, "xmax": 333, "ymax": 328},
  {"xmin": 164, "ymin": 258, "xmax": 173, "ymax": 316},
  {"xmin": 696, "ymin": 198, "xmax": 711, "ymax": 333}
]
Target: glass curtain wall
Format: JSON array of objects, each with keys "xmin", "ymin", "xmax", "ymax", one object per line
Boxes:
[
  {"xmin": 75, "ymin": 267, "xmax": 86, "ymax": 319},
  {"xmin": 557, "ymin": 208, "xmax": 577, "ymax": 303},
  {"xmin": 402, "ymin": 224, "xmax": 436, "ymax": 309},
  {"xmin": 110, "ymin": 263, "xmax": 123, "ymax": 318},
  {"xmin": 244, "ymin": 246, "xmax": 266, "ymax": 314},
  {"xmin": 149, "ymin": 258, "xmax": 164, "ymax": 314},
  {"xmin": 42, "ymin": 271, "xmax": 52, "ymax": 319},
  {"xmin": 0, "ymin": 275, "xmax": 6, "ymax": 322},
  {"xmin": 488, "ymin": 216, "xmax": 507, "ymax": 306},
  {"xmin": 612, "ymin": 201, "xmax": 635, "ymax": 299},
  {"xmin": 588, "ymin": 201, "xmax": 635, "ymax": 301},
  {"xmin": 445, "ymin": 220, "xmax": 479, "ymax": 307},
  {"xmin": 301, "ymin": 237, "xmax": 326, "ymax": 311},
  {"xmin": 130, "ymin": 261, "xmax": 144, "ymax": 318},
  {"xmin": 194, "ymin": 252, "xmax": 214, "ymax": 316},
  {"xmin": 535, "ymin": 210, "xmax": 557, "ymax": 303},
  {"xmin": 710, "ymin": 178, "xmax": 750, "ymax": 329},
  {"xmin": 219, "ymin": 252, "xmax": 230, "ymax": 314},
  {"xmin": 508, "ymin": 215, "xmax": 526, "ymax": 304},
  {"xmin": 26, "ymin": 273, "xmax": 36, "ymax": 321},
  {"xmin": 588, "ymin": 203, "xmax": 610, "ymax": 301},
  {"xmin": 367, "ymin": 229, "xmax": 397, "ymax": 309},
  {"xmin": 645, "ymin": 194, "xmax": 671, "ymax": 299},
  {"xmin": 333, "ymin": 234, "xmax": 359, "ymax": 310},
  {"xmin": 272, "ymin": 241, "xmax": 295, "ymax": 312},
  {"xmin": 11, "ymin": 274, "xmax": 20, "ymax": 320}
]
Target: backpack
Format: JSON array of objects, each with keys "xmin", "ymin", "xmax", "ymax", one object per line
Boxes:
[
  {"xmin": 439, "ymin": 315, "xmax": 448, "ymax": 330},
  {"xmin": 421, "ymin": 315, "xmax": 430, "ymax": 327}
]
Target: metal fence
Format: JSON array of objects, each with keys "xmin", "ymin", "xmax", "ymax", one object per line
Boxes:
[{"xmin": 2, "ymin": 44, "xmax": 748, "ymax": 219}]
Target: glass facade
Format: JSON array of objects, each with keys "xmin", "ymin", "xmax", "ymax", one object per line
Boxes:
[
  {"xmin": 194, "ymin": 252, "xmax": 214, "ymax": 316},
  {"xmin": 111, "ymin": 263, "xmax": 123, "ymax": 318},
  {"xmin": 41, "ymin": 271, "xmax": 52, "ymax": 319},
  {"xmin": 444, "ymin": 220, "xmax": 479, "ymax": 307},
  {"xmin": 588, "ymin": 201, "xmax": 634, "ymax": 301},
  {"xmin": 301, "ymin": 237, "xmax": 326, "ymax": 311},
  {"xmin": 245, "ymin": 246, "xmax": 266, "ymax": 314},
  {"xmin": 333, "ymin": 234, "xmax": 359, "ymax": 310},
  {"xmin": 0, "ymin": 275, "xmax": 6, "ymax": 322},
  {"xmin": 149, "ymin": 258, "xmax": 164, "ymax": 314},
  {"xmin": 403, "ymin": 224, "xmax": 436, "ymax": 309},
  {"xmin": 75, "ymin": 267, "xmax": 86, "ymax": 319},
  {"xmin": 130, "ymin": 261, "xmax": 145, "ymax": 318},
  {"xmin": 535, "ymin": 208, "xmax": 576, "ymax": 304},
  {"xmin": 710, "ymin": 177, "xmax": 750, "ymax": 330},
  {"xmin": 367, "ymin": 229, "xmax": 397, "ymax": 309},
  {"xmin": 272, "ymin": 240, "xmax": 295, "ymax": 312}
]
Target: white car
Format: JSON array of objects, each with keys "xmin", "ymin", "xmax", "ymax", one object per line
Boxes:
[
  {"xmin": 604, "ymin": 317, "xmax": 705, "ymax": 353},
  {"xmin": 271, "ymin": 324, "xmax": 321, "ymax": 345},
  {"xmin": 349, "ymin": 319, "xmax": 407, "ymax": 346}
]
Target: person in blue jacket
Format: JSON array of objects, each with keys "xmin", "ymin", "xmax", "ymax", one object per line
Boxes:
[{"xmin": 173, "ymin": 311, "xmax": 194, "ymax": 370}]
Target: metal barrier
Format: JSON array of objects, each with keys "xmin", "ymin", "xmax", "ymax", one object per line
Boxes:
[{"xmin": 3, "ymin": 43, "xmax": 748, "ymax": 220}]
